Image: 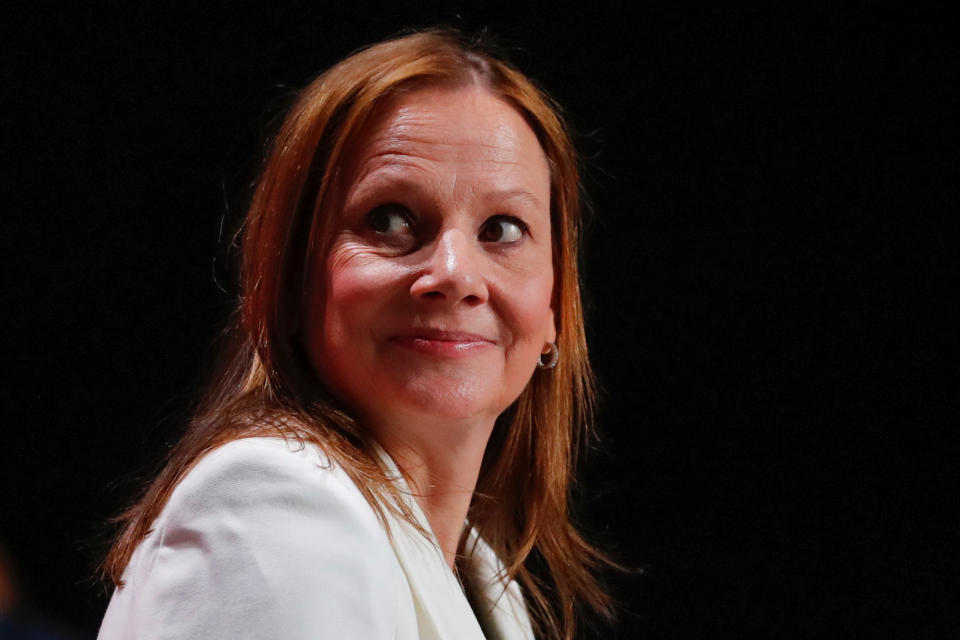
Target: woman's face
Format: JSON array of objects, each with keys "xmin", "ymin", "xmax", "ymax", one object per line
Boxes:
[{"xmin": 303, "ymin": 86, "xmax": 555, "ymax": 430}]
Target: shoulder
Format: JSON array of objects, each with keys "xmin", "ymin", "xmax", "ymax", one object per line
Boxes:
[
  {"xmin": 169, "ymin": 437, "xmax": 370, "ymax": 516},
  {"xmin": 174, "ymin": 436, "xmax": 344, "ymax": 497},
  {"xmin": 100, "ymin": 437, "xmax": 411, "ymax": 640},
  {"xmin": 159, "ymin": 435, "xmax": 396, "ymax": 569},
  {"xmin": 162, "ymin": 436, "xmax": 388, "ymax": 546}
]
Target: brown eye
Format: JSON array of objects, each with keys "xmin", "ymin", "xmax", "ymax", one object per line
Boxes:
[
  {"xmin": 479, "ymin": 216, "xmax": 526, "ymax": 243},
  {"xmin": 366, "ymin": 204, "xmax": 412, "ymax": 235}
]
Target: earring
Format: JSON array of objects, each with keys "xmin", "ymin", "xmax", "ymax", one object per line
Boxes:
[{"xmin": 537, "ymin": 342, "xmax": 559, "ymax": 369}]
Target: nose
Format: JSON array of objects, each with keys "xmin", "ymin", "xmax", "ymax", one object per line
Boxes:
[{"xmin": 410, "ymin": 229, "xmax": 488, "ymax": 306}]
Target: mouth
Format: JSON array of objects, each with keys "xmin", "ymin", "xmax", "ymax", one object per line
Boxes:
[{"xmin": 389, "ymin": 328, "xmax": 495, "ymax": 356}]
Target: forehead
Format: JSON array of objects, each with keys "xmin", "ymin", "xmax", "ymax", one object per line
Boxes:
[{"xmin": 341, "ymin": 86, "xmax": 551, "ymax": 185}]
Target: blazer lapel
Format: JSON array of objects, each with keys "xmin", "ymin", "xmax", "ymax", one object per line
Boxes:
[
  {"xmin": 375, "ymin": 447, "xmax": 487, "ymax": 640},
  {"xmin": 460, "ymin": 528, "xmax": 536, "ymax": 640}
]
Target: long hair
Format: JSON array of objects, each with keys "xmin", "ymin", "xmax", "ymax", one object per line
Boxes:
[{"xmin": 104, "ymin": 27, "xmax": 611, "ymax": 639}]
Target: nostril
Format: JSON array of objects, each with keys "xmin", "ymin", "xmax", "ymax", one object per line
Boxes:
[{"xmin": 421, "ymin": 290, "xmax": 445, "ymax": 300}]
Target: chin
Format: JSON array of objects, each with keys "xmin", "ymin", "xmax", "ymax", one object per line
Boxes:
[{"xmin": 393, "ymin": 376, "xmax": 504, "ymax": 423}]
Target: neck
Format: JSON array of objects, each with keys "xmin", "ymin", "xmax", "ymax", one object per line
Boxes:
[{"xmin": 373, "ymin": 413, "xmax": 495, "ymax": 570}]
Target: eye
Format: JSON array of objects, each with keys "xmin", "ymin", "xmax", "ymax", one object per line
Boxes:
[
  {"xmin": 479, "ymin": 216, "xmax": 527, "ymax": 244},
  {"xmin": 365, "ymin": 204, "xmax": 412, "ymax": 236}
]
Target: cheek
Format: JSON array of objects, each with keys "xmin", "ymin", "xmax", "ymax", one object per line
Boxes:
[
  {"xmin": 501, "ymin": 270, "xmax": 555, "ymax": 347},
  {"xmin": 493, "ymin": 273, "xmax": 554, "ymax": 409},
  {"xmin": 323, "ymin": 250, "xmax": 392, "ymax": 335},
  {"xmin": 306, "ymin": 243, "xmax": 401, "ymax": 361}
]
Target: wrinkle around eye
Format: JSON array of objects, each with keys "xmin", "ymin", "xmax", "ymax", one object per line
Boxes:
[
  {"xmin": 326, "ymin": 236, "xmax": 382, "ymax": 272},
  {"xmin": 326, "ymin": 234, "xmax": 414, "ymax": 273}
]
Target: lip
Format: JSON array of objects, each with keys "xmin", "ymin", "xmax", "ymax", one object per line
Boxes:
[{"xmin": 389, "ymin": 328, "xmax": 496, "ymax": 356}]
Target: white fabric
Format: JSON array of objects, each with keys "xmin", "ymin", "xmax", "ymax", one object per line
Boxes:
[{"xmin": 98, "ymin": 437, "xmax": 534, "ymax": 640}]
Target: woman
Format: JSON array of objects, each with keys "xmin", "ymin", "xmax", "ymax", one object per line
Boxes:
[{"xmin": 99, "ymin": 28, "xmax": 611, "ymax": 640}]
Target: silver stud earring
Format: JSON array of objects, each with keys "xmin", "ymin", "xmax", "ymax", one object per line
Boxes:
[{"xmin": 537, "ymin": 342, "xmax": 559, "ymax": 369}]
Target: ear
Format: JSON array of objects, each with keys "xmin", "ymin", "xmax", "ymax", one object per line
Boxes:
[{"xmin": 545, "ymin": 308, "xmax": 557, "ymax": 346}]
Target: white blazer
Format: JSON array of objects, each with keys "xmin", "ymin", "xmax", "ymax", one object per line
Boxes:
[{"xmin": 98, "ymin": 437, "xmax": 534, "ymax": 639}]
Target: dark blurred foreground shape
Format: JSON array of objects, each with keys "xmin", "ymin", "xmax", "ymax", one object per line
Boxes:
[{"xmin": 0, "ymin": 542, "xmax": 86, "ymax": 640}]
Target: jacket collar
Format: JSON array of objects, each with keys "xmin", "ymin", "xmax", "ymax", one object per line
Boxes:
[{"xmin": 374, "ymin": 445, "xmax": 534, "ymax": 640}]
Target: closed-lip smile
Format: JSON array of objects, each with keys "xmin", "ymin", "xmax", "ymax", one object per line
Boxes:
[{"xmin": 389, "ymin": 328, "xmax": 495, "ymax": 356}]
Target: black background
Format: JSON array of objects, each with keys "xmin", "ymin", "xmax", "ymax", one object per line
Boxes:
[{"xmin": 3, "ymin": 3, "xmax": 957, "ymax": 638}]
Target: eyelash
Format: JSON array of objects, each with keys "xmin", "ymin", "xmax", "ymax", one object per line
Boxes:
[
  {"xmin": 479, "ymin": 215, "xmax": 529, "ymax": 243},
  {"xmin": 363, "ymin": 205, "xmax": 529, "ymax": 244},
  {"xmin": 365, "ymin": 204, "xmax": 412, "ymax": 236}
]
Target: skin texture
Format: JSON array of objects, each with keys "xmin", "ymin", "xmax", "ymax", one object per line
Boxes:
[{"xmin": 303, "ymin": 86, "xmax": 556, "ymax": 568}]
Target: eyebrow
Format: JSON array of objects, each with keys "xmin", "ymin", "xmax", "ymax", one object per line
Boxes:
[
  {"xmin": 347, "ymin": 162, "xmax": 546, "ymax": 211},
  {"xmin": 487, "ymin": 188, "xmax": 544, "ymax": 210},
  {"xmin": 346, "ymin": 170, "xmax": 432, "ymax": 207}
]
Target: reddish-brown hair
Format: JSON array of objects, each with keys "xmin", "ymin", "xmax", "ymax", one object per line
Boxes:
[{"xmin": 105, "ymin": 27, "xmax": 611, "ymax": 639}]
